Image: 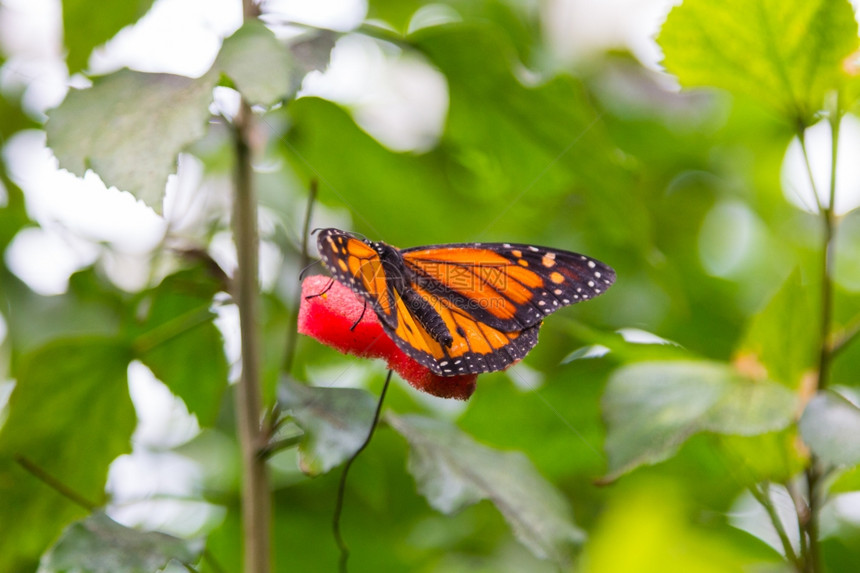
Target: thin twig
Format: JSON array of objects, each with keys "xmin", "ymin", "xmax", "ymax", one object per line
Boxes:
[
  {"xmin": 263, "ymin": 180, "xmax": 318, "ymax": 442},
  {"xmin": 15, "ymin": 456, "xmax": 98, "ymax": 511},
  {"xmin": 132, "ymin": 305, "xmax": 216, "ymax": 355},
  {"xmin": 785, "ymin": 480, "xmax": 811, "ymax": 568},
  {"xmin": 201, "ymin": 548, "xmax": 228, "ymax": 573},
  {"xmin": 797, "ymin": 131, "xmax": 825, "ymax": 215},
  {"xmin": 333, "ymin": 370, "xmax": 393, "ymax": 573},
  {"xmin": 259, "ymin": 433, "xmax": 305, "ymax": 460},
  {"xmin": 749, "ymin": 483, "xmax": 801, "ymax": 569},
  {"xmin": 282, "ymin": 179, "xmax": 318, "ymax": 377}
]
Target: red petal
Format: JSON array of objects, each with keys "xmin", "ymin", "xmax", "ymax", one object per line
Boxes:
[{"xmin": 298, "ymin": 275, "xmax": 477, "ymax": 400}]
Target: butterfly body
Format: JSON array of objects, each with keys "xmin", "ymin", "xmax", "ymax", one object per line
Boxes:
[{"xmin": 316, "ymin": 228, "xmax": 615, "ymax": 376}]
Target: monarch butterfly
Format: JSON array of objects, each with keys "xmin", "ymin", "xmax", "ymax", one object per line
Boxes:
[{"xmin": 315, "ymin": 228, "xmax": 615, "ymax": 376}]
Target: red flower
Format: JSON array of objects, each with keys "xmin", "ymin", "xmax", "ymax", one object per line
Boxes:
[{"xmin": 298, "ymin": 275, "xmax": 477, "ymax": 400}]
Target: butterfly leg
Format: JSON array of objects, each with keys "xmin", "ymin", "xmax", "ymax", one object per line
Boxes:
[
  {"xmin": 350, "ymin": 300, "xmax": 368, "ymax": 331},
  {"xmin": 305, "ymin": 277, "xmax": 335, "ymax": 299}
]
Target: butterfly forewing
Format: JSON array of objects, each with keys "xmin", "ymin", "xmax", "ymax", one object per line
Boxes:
[
  {"xmin": 316, "ymin": 229, "xmax": 399, "ymax": 329},
  {"xmin": 402, "ymin": 242, "xmax": 615, "ymax": 331}
]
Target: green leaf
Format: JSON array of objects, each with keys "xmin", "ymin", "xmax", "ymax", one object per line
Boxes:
[
  {"xmin": 278, "ymin": 378, "xmax": 377, "ymax": 476},
  {"xmin": 282, "ymin": 24, "xmax": 626, "ymax": 245},
  {"xmin": 216, "ymin": 21, "xmax": 295, "ymax": 106},
  {"xmin": 0, "ymin": 185, "xmax": 27, "ymax": 253},
  {"xmin": 260, "ymin": 293, "xmax": 289, "ymax": 407},
  {"xmin": 659, "ymin": 0, "xmax": 859, "ymax": 124},
  {"xmin": 413, "ymin": 24, "xmax": 609, "ymax": 205},
  {"xmin": 46, "ymin": 19, "xmax": 324, "ymax": 215},
  {"xmin": 736, "ymin": 269, "xmax": 817, "ymax": 388},
  {"xmin": 38, "ymin": 512, "xmax": 202, "ymax": 573},
  {"xmin": 0, "ymin": 338, "xmax": 135, "ymax": 572},
  {"xmin": 388, "ymin": 413, "xmax": 583, "ymax": 566},
  {"xmin": 46, "ymin": 69, "xmax": 217, "ymax": 212},
  {"xmin": 602, "ymin": 361, "xmax": 796, "ymax": 481},
  {"xmin": 561, "ymin": 322, "xmax": 687, "ymax": 364},
  {"xmin": 829, "ymin": 464, "xmax": 860, "ymax": 494},
  {"xmin": 61, "ymin": 0, "xmax": 156, "ymax": 74},
  {"xmin": 587, "ymin": 482, "xmax": 757, "ymax": 573},
  {"xmin": 799, "ymin": 389, "xmax": 860, "ymax": 467},
  {"xmin": 717, "ymin": 429, "xmax": 806, "ymax": 484},
  {"xmin": 366, "ymin": 0, "xmax": 423, "ymax": 33},
  {"xmin": 1, "ymin": 268, "xmax": 123, "ymax": 359},
  {"xmin": 132, "ymin": 267, "xmax": 228, "ymax": 425},
  {"xmin": 367, "ymin": 0, "xmax": 539, "ymax": 65}
]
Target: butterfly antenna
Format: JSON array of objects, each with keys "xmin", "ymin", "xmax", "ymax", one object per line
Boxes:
[
  {"xmin": 310, "ymin": 227, "xmax": 323, "ymax": 235},
  {"xmin": 299, "ymin": 259, "xmax": 323, "ymax": 280}
]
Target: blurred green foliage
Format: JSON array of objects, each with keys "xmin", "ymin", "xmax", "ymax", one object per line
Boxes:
[{"xmin": 2, "ymin": 0, "xmax": 860, "ymax": 571}]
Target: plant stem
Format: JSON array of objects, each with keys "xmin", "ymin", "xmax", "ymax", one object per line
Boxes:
[
  {"xmin": 260, "ymin": 434, "xmax": 305, "ymax": 460},
  {"xmin": 282, "ymin": 179, "xmax": 318, "ymax": 376},
  {"xmin": 818, "ymin": 110, "xmax": 839, "ymax": 394},
  {"xmin": 751, "ymin": 483, "xmax": 802, "ymax": 568},
  {"xmin": 233, "ymin": 96, "xmax": 271, "ymax": 573},
  {"xmin": 132, "ymin": 305, "xmax": 216, "ymax": 355},
  {"xmin": 796, "ymin": 106, "xmax": 841, "ymax": 573},
  {"xmin": 334, "ymin": 370, "xmax": 393, "ymax": 573},
  {"xmin": 803, "ymin": 465, "xmax": 822, "ymax": 573},
  {"xmin": 786, "ymin": 481, "xmax": 810, "ymax": 568},
  {"xmin": 15, "ymin": 456, "xmax": 97, "ymax": 511},
  {"xmin": 262, "ymin": 179, "xmax": 317, "ymax": 444}
]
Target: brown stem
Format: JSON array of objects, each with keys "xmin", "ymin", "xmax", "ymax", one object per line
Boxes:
[
  {"xmin": 233, "ymin": 97, "xmax": 271, "ymax": 573},
  {"xmin": 803, "ymin": 465, "xmax": 822, "ymax": 573},
  {"xmin": 796, "ymin": 106, "xmax": 841, "ymax": 573}
]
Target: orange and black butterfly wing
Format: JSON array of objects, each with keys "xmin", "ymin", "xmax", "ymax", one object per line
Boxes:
[
  {"xmin": 317, "ymin": 229, "xmax": 615, "ymax": 376},
  {"xmin": 316, "ymin": 228, "xmax": 400, "ymax": 330},
  {"xmin": 401, "ymin": 242, "xmax": 615, "ymax": 332},
  {"xmin": 379, "ymin": 283, "xmax": 542, "ymax": 375}
]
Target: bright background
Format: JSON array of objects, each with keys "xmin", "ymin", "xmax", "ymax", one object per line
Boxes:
[{"xmin": 4, "ymin": 0, "xmax": 860, "ymax": 571}]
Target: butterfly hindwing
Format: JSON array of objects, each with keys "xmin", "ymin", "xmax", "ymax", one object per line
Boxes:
[{"xmin": 381, "ymin": 284, "xmax": 541, "ymax": 376}]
